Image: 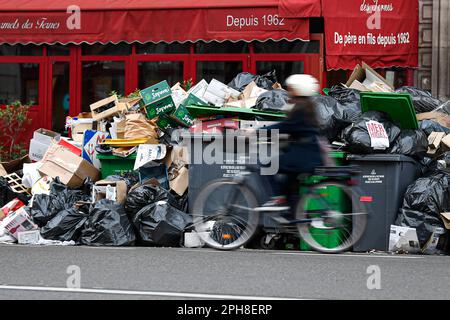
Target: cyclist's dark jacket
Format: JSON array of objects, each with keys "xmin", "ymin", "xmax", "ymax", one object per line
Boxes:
[{"xmin": 265, "ymin": 100, "xmax": 324, "ymax": 173}]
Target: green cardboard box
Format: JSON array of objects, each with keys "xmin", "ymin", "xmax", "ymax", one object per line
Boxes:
[
  {"xmin": 156, "ymin": 115, "xmax": 178, "ymax": 130},
  {"xmin": 180, "ymin": 93, "xmax": 209, "ymax": 108},
  {"xmin": 140, "ymin": 81, "xmax": 176, "ymax": 119},
  {"xmin": 169, "ymin": 104, "xmax": 195, "ymax": 128}
]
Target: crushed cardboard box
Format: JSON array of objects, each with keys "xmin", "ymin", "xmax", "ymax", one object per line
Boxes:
[
  {"xmin": 29, "ymin": 128, "xmax": 61, "ymax": 162},
  {"xmin": 39, "ymin": 143, "xmax": 99, "ymax": 188},
  {"xmin": 417, "ymin": 111, "xmax": 450, "ymax": 129},
  {"xmin": 345, "ymin": 62, "xmax": 394, "ymax": 93},
  {"xmin": 92, "ymin": 180, "xmax": 127, "ymax": 204}
]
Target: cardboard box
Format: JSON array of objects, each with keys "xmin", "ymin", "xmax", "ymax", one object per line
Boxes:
[
  {"xmin": 171, "ymin": 82, "xmax": 189, "ymax": 107},
  {"xmin": 388, "ymin": 225, "xmax": 420, "ymax": 253},
  {"xmin": 156, "ymin": 115, "xmax": 177, "ymax": 130},
  {"xmin": 134, "ymin": 144, "xmax": 167, "ymax": 170},
  {"xmin": 203, "ymin": 79, "xmax": 241, "ymax": 107},
  {"xmin": 346, "ymin": 62, "xmax": 394, "ymax": 92},
  {"xmin": 117, "ymin": 97, "xmax": 142, "ymax": 111},
  {"xmin": 140, "ymin": 81, "xmax": 176, "ymax": 119},
  {"xmin": 180, "ymin": 93, "xmax": 209, "ymax": 108},
  {"xmin": 427, "ymin": 132, "xmax": 446, "ymax": 155},
  {"xmin": 72, "ymin": 122, "xmax": 94, "ymax": 143},
  {"xmin": 417, "ymin": 111, "xmax": 450, "ymax": 129},
  {"xmin": 169, "ymin": 166, "xmax": 188, "ymax": 196},
  {"xmin": 39, "ymin": 143, "xmax": 99, "ymax": 188},
  {"xmin": 2, "ymin": 207, "xmax": 38, "ymax": 239},
  {"xmin": 82, "ymin": 130, "xmax": 110, "ymax": 169},
  {"xmin": 59, "ymin": 138, "xmax": 82, "ymax": 157},
  {"xmin": 18, "ymin": 230, "xmax": 40, "ymax": 244},
  {"xmin": 187, "ymin": 79, "xmax": 209, "ymax": 100},
  {"xmin": 241, "ymin": 81, "xmax": 268, "ymax": 100},
  {"xmin": 1, "ymin": 198, "xmax": 24, "ymax": 221},
  {"xmin": 92, "ymin": 180, "xmax": 127, "ymax": 204},
  {"xmin": 29, "ymin": 128, "xmax": 61, "ymax": 162},
  {"xmin": 90, "ymin": 95, "xmax": 127, "ymax": 121},
  {"xmin": 168, "ymin": 104, "xmax": 195, "ymax": 128}
]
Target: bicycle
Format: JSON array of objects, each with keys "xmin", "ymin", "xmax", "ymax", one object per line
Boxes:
[{"xmin": 191, "ymin": 148, "xmax": 370, "ymax": 253}]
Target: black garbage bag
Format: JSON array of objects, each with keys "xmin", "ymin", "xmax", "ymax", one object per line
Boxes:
[
  {"xmin": 124, "ymin": 184, "xmax": 169, "ymax": 218},
  {"xmin": 228, "ymin": 70, "xmax": 278, "ymax": 92},
  {"xmin": 168, "ymin": 191, "xmax": 189, "ymax": 213},
  {"xmin": 436, "ymin": 152, "xmax": 450, "ymax": 173},
  {"xmin": 30, "ymin": 177, "xmax": 92, "ymax": 227},
  {"xmin": 328, "ymin": 85, "xmax": 361, "ymax": 105},
  {"xmin": 0, "ymin": 177, "xmax": 31, "ymax": 207},
  {"xmin": 389, "ymin": 130, "xmax": 428, "ymax": 157},
  {"xmin": 419, "ymin": 120, "xmax": 450, "ymax": 136},
  {"xmin": 402, "ymin": 172, "xmax": 450, "ymax": 217},
  {"xmin": 254, "ymin": 89, "xmax": 289, "ymax": 112},
  {"xmin": 395, "ymin": 86, "xmax": 442, "ymax": 113},
  {"xmin": 132, "ymin": 201, "xmax": 192, "ymax": 246},
  {"xmin": 40, "ymin": 206, "xmax": 89, "ymax": 242},
  {"xmin": 312, "ymin": 95, "xmax": 361, "ymax": 142},
  {"xmin": 342, "ymin": 111, "xmax": 401, "ymax": 154},
  {"xmin": 81, "ymin": 199, "xmax": 135, "ymax": 246},
  {"xmin": 396, "ymin": 209, "xmax": 445, "ymax": 247},
  {"xmin": 418, "ymin": 157, "xmax": 438, "ymax": 176}
]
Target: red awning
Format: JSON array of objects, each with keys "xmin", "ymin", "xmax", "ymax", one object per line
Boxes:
[
  {"xmin": 322, "ymin": 0, "xmax": 418, "ymax": 70},
  {"xmin": 0, "ymin": 0, "xmax": 320, "ymax": 45}
]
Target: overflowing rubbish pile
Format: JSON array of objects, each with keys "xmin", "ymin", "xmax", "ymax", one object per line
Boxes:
[
  {"xmin": 0, "ymin": 71, "xmax": 285, "ymax": 248},
  {"xmin": 1, "ymin": 62, "xmax": 450, "ymax": 256}
]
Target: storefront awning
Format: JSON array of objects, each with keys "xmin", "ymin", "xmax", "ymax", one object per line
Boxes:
[
  {"xmin": 0, "ymin": 0, "xmax": 320, "ymax": 45},
  {"xmin": 322, "ymin": 0, "xmax": 418, "ymax": 70}
]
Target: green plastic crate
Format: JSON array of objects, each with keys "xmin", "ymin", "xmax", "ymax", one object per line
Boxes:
[
  {"xmin": 299, "ymin": 151, "xmax": 351, "ymax": 250},
  {"xmin": 97, "ymin": 153, "xmax": 137, "ymax": 179},
  {"xmin": 360, "ymin": 92, "xmax": 418, "ymax": 130}
]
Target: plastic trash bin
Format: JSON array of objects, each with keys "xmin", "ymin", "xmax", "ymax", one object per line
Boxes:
[
  {"xmin": 347, "ymin": 154, "xmax": 421, "ymax": 252},
  {"xmin": 97, "ymin": 153, "xmax": 137, "ymax": 179}
]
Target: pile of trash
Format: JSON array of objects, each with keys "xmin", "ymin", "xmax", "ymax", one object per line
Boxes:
[
  {"xmin": 0, "ymin": 71, "xmax": 286, "ymax": 247},
  {"xmin": 315, "ymin": 63, "xmax": 450, "ymax": 255}
]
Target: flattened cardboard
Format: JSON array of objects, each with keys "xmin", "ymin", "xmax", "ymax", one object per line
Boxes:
[
  {"xmin": 417, "ymin": 111, "xmax": 450, "ymax": 129},
  {"xmin": 427, "ymin": 132, "xmax": 446, "ymax": 155},
  {"xmin": 203, "ymin": 79, "xmax": 241, "ymax": 107},
  {"xmin": 169, "ymin": 166, "xmax": 188, "ymax": 196}
]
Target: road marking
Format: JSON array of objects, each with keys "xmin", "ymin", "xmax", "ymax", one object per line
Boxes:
[{"xmin": 0, "ymin": 285, "xmax": 301, "ymax": 300}]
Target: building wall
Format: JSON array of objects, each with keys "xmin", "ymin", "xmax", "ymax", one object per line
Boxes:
[{"xmin": 417, "ymin": 0, "xmax": 450, "ymax": 101}]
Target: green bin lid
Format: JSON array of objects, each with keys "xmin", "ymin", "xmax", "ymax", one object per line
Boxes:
[
  {"xmin": 186, "ymin": 105, "xmax": 286, "ymax": 120},
  {"xmin": 322, "ymin": 88, "xmax": 330, "ymax": 96},
  {"xmin": 360, "ymin": 92, "xmax": 418, "ymax": 130},
  {"xmin": 328, "ymin": 151, "xmax": 346, "ymax": 159}
]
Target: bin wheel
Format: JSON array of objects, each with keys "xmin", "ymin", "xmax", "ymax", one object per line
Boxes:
[{"xmin": 260, "ymin": 234, "xmax": 278, "ymax": 250}]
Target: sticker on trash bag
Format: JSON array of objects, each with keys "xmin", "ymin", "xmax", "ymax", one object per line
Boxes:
[
  {"xmin": 365, "ymin": 120, "xmax": 389, "ymax": 150},
  {"xmin": 134, "ymin": 144, "xmax": 167, "ymax": 170}
]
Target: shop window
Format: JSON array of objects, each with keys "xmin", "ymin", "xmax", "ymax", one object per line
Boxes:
[
  {"xmin": 47, "ymin": 44, "xmax": 70, "ymax": 56},
  {"xmin": 82, "ymin": 43, "xmax": 131, "ymax": 55},
  {"xmin": 256, "ymin": 61, "xmax": 304, "ymax": 85},
  {"xmin": 253, "ymin": 40, "xmax": 320, "ymax": 54},
  {"xmin": 138, "ymin": 61, "xmax": 184, "ymax": 88},
  {"xmin": 196, "ymin": 61, "xmax": 243, "ymax": 84},
  {"xmin": 0, "ymin": 63, "xmax": 39, "ymax": 105},
  {"xmin": 0, "ymin": 44, "xmax": 43, "ymax": 56},
  {"xmin": 195, "ymin": 41, "xmax": 249, "ymax": 54},
  {"xmin": 384, "ymin": 68, "xmax": 407, "ymax": 89},
  {"xmin": 136, "ymin": 43, "xmax": 190, "ymax": 54},
  {"xmin": 52, "ymin": 62, "xmax": 70, "ymax": 133},
  {"xmin": 82, "ymin": 61, "xmax": 125, "ymax": 111}
]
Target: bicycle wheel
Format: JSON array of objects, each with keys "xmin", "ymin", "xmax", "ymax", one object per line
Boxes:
[
  {"xmin": 192, "ymin": 179, "xmax": 260, "ymax": 250},
  {"xmin": 296, "ymin": 182, "xmax": 368, "ymax": 253}
]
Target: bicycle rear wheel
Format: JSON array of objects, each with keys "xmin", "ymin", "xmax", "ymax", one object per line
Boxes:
[
  {"xmin": 296, "ymin": 182, "xmax": 368, "ymax": 253},
  {"xmin": 192, "ymin": 179, "xmax": 260, "ymax": 250}
]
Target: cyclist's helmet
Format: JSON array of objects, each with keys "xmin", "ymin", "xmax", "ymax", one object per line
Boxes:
[{"xmin": 285, "ymin": 74, "xmax": 319, "ymax": 97}]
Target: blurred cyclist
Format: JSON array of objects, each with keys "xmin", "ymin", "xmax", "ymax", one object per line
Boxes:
[{"xmin": 256, "ymin": 74, "xmax": 325, "ymax": 212}]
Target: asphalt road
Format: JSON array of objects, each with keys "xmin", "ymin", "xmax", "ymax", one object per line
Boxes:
[{"xmin": 0, "ymin": 244, "xmax": 449, "ymax": 300}]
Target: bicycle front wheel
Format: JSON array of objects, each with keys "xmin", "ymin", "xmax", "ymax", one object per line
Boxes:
[
  {"xmin": 296, "ymin": 182, "xmax": 368, "ymax": 253},
  {"xmin": 192, "ymin": 179, "xmax": 260, "ymax": 250}
]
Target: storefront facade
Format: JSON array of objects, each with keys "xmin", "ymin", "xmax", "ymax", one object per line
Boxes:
[{"xmin": 0, "ymin": 0, "xmax": 419, "ymax": 136}]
